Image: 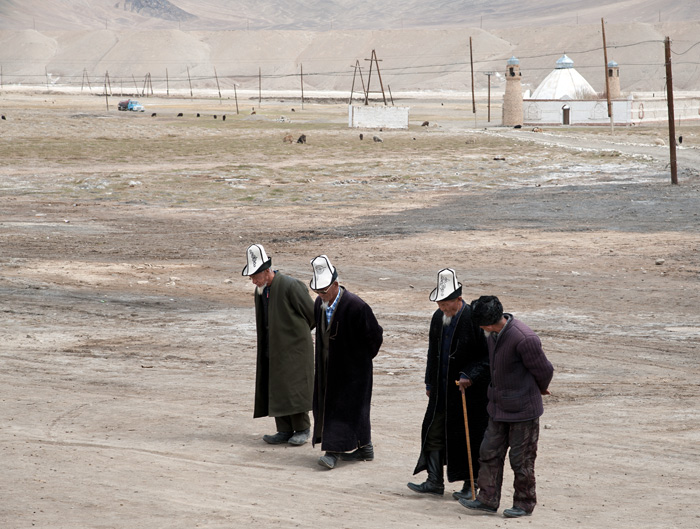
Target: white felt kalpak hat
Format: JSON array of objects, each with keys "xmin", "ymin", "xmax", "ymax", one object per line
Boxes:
[
  {"xmin": 429, "ymin": 268, "xmax": 463, "ymax": 302},
  {"xmin": 309, "ymin": 255, "xmax": 338, "ymax": 290},
  {"xmin": 241, "ymin": 243, "xmax": 272, "ymax": 276}
]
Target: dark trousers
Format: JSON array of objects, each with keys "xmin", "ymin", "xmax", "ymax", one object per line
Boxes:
[
  {"xmin": 275, "ymin": 412, "xmax": 310, "ymax": 433},
  {"xmin": 476, "ymin": 417, "xmax": 540, "ymax": 513}
]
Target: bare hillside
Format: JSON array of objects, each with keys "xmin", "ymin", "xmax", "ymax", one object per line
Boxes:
[{"xmin": 0, "ymin": 0, "xmax": 698, "ymax": 31}]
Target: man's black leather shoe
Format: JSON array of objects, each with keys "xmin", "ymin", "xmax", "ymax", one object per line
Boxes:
[
  {"xmin": 340, "ymin": 443, "xmax": 374, "ymax": 461},
  {"xmin": 406, "ymin": 480, "xmax": 444, "ymax": 495},
  {"xmin": 503, "ymin": 507, "xmax": 531, "ymax": 518},
  {"xmin": 262, "ymin": 431, "xmax": 293, "ymax": 444},
  {"xmin": 318, "ymin": 452, "xmax": 339, "ymax": 469},
  {"xmin": 458, "ymin": 499, "xmax": 497, "ymax": 513}
]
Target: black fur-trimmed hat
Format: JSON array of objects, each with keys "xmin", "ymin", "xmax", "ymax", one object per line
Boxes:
[{"xmin": 470, "ymin": 296, "xmax": 504, "ymax": 326}]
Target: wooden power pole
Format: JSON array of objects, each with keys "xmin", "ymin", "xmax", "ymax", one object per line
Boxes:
[
  {"xmin": 665, "ymin": 36, "xmax": 678, "ymax": 185},
  {"xmin": 602, "ymin": 18, "xmax": 614, "ymax": 134}
]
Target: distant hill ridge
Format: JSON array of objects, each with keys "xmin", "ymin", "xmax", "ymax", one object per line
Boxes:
[{"xmin": 118, "ymin": 0, "xmax": 197, "ymax": 23}]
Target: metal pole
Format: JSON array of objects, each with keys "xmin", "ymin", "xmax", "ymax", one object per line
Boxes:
[
  {"xmin": 665, "ymin": 37, "xmax": 678, "ymax": 185},
  {"xmin": 258, "ymin": 67, "xmax": 262, "ymax": 106},
  {"xmin": 234, "ymin": 84, "xmax": 239, "ymax": 114},
  {"xmin": 602, "ymin": 18, "xmax": 614, "ymax": 134}
]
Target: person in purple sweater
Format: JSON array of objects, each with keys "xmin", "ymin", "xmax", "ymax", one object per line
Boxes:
[{"xmin": 459, "ymin": 296, "xmax": 554, "ymax": 519}]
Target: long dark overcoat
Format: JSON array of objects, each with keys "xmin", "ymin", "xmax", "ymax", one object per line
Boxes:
[
  {"xmin": 412, "ymin": 303, "xmax": 490, "ymax": 483},
  {"xmin": 312, "ymin": 288, "xmax": 383, "ymax": 452},
  {"xmin": 253, "ymin": 272, "xmax": 315, "ymax": 418}
]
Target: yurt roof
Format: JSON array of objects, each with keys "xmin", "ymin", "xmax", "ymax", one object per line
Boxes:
[{"xmin": 530, "ymin": 54, "xmax": 597, "ymax": 100}]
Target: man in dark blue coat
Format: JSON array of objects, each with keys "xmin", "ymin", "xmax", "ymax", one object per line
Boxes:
[
  {"xmin": 308, "ymin": 255, "xmax": 383, "ymax": 470},
  {"xmin": 408, "ymin": 268, "xmax": 490, "ymax": 500}
]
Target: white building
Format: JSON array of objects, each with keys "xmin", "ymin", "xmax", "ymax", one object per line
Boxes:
[{"xmin": 520, "ymin": 54, "xmax": 700, "ymax": 126}]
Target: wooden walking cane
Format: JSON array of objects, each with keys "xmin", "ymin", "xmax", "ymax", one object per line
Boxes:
[{"xmin": 456, "ymin": 381, "xmax": 476, "ymax": 500}]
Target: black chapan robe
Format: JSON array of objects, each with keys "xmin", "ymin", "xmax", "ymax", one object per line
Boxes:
[
  {"xmin": 253, "ymin": 272, "xmax": 315, "ymax": 419},
  {"xmin": 312, "ymin": 288, "xmax": 383, "ymax": 452},
  {"xmin": 413, "ymin": 303, "xmax": 490, "ymax": 483}
]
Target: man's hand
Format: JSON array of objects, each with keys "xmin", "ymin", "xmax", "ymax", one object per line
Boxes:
[{"xmin": 456, "ymin": 378, "xmax": 472, "ymax": 394}]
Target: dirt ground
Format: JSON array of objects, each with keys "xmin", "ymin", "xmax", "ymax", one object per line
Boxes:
[{"xmin": 1, "ymin": 92, "xmax": 699, "ymax": 529}]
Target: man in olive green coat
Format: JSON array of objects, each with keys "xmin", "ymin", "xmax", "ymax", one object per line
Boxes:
[{"xmin": 242, "ymin": 244, "xmax": 315, "ymax": 446}]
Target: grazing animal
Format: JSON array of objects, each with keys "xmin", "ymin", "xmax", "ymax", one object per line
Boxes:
[
  {"xmin": 1, "ymin": 115, "xmax": 6, "ymax": 120},
  {"xmin": 283, "ymin": 134, "xmax": 294, "ymax": 143},
  {"xmin": 532, "ymin": 127, "xmax": 543, "ymax": 133},
  {"xmin": 297, "ymin": 134, "xmax": 307, "ymax": 144},
  {"xmin": 197, "ymin": 113, "xmax": 200, "ymax": 117},
  {"xmin": 373, "ymin": 135, "xmax": 383, "ymax": 143},
  {"xmin": 151, "ymin": 112, "xmax": 157, "ymax": 117},
  {"xmin": 678, "ymin": 135, "xmax": 683, "ymax": 144},
  {"xmin": 213, "ymin": 115, "xmax": 217, "ymax": 119},
  {"xmin": 222, "ymin": 115, "xmax": 226, "ymax": 121},
  {"xmin": 514, "ymin": 124, "xmax": 522, "ymax": 129},
  {"xmin": 421, "ymin": 121, "xmax": 429, "ymax": 127},
  {"xmin": 177, "ymin": 113, "xmax": 183, "ymax": 117},
  {"xmin": 359, "ymin": 133, "xmax": 363, "ymax": 140},
  {"xmin": 251, "ymin": 107, "xmax": 256, "ymax": 115},
  {"xmin": 291, "ymin": 108, "xmax": 295, "ymax": 112}
]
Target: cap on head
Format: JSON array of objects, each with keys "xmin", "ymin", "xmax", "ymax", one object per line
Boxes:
[
  {"xmin": 242, "ymin": 243, "xmax": 272, "ymax": 276},
  {"xmin": 309, "ymin": 255, "xmax": 338, "ymax": 290},
  {"xmin": 429, "ymin": 268, "xmax": 462, "ymax": 302},
  {"xmin": 470, "ymin": 296, "xmax": 504, "ymax": 326}
]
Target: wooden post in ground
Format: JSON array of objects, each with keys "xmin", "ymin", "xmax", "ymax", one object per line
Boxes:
[
  {"xmin": 602, "ymin": 18, "xmax": 614, "ymax": 134},
  {"xmin": 664, "ymin": 36, "xmax": 678, "ymax": 185}
]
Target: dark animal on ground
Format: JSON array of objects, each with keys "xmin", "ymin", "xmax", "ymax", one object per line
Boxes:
[
  {"xmin": 373, "ymin": 135, "xmax": 383, "ymax": 143},
  {"xmin": 283, "ymin": 134, "xmax": 294, "ymax": 143},
  {"xmin": 151, "ymin": 113, "xmax": 157, "ymax": 117},
  {"xmin": 177, "ymin": 113, "xmax": 183, "ymax": 117},
  {"xmin": 422, "ymin": 121, "xmax": 429, "ymax": 126},
  {"xmin": 359, "ymin": 133, "xmax": 363, "ymax": 140},
  {"xmin": 297, "ymin": 134, "xmax": 307, "ymax": 144}
]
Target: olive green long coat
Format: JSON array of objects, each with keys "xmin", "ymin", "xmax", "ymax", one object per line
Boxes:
[{"xmin": 253, "ymin": 272, "xmax": 315, "ymax": 418}]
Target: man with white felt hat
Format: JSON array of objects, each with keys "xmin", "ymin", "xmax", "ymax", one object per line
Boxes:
[
  {"xmin": 308, "ymin": 255, "xmax": 383, "ymax": 470},
  {"xmin": 242, "ymin": 243, "xmax": 315, "ymax": 447},
  {"xmin": 408, "ymin": 268, "xmax": 491, "ymax": 501}
]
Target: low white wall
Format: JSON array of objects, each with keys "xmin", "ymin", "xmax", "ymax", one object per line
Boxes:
[
  {"xmin": 522, "ymin": 97, "xmax": 700, "ymax": 126},
  {"xmin": 348, "ymin": 105, "xmax": 410, "ymax": 129}
]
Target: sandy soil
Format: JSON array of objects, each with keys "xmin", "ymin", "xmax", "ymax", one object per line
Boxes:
[{"xmin": 1, "ymin": 92, "xmax": 699, "ymax": 529}]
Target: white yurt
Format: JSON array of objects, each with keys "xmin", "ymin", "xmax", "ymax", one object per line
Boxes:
[{"xmin": 530, "ymin": 54, "xmax": 597, "ymax": 100}]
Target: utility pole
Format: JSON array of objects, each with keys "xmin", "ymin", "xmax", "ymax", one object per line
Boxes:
[
  {"xmin": 187, "ymin": 66, "xmax": 193, "ymax": 98},
  {"xmin": 602, "ymin": 18, "xmax": 614, "ymax": 134},
  {"xmin": 300, "ymin": 64, "xmax": 305, "ymax": 110},
  {"xmin": 469, "ymin": 37, "xmax": 476, "ymax": 125},
  {"xmin": 258, "ymin": 67, "xmax": 262, "ymax": 106},
  {"xmin": 484, "ymin": 72, "xmax": 494, "ymax": 122},
  {"xmin": 665, "ymin": 36, "xmax": 678, "ymax": 185},
  {"xmin": 214, "ymin": 66, "xmax": 222, "ymax": 102}
]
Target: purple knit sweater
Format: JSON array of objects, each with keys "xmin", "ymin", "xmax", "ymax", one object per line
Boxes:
[{"xmin": 486, "ymin": 315, "xmax": 554, "ymax": 422}]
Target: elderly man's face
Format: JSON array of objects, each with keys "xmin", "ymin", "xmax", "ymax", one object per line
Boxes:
[
  {"xmin": 315, "ymin": 281, "xmax": 340, "ymax": 303},
  {"xmin": 437, "ymin": 297, "xmax": 463, "ymax": 317},
  {"xmin": 250, "ymin": 268, "xmax": 273, "ymax": 288}
]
